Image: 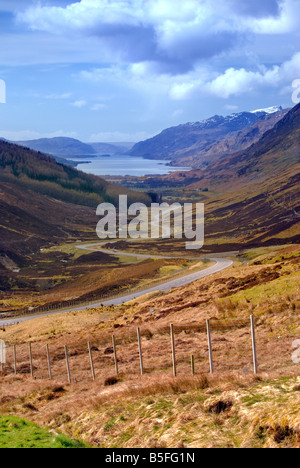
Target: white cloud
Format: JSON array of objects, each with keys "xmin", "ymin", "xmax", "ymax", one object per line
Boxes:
[
  {"xmin": 91, "ymin": 103, "xmax": 107, "ymax": 111},
  {"xmin": 72, "ymin": 99, "xmax": 87, "ymax": 108},
  {"xmin": 245, "ymin": 0, "xmax": 300, "ymax": 34},
  {"xmin": 18, "ymin": 0, "xmax": 300, "ymax": 75},
  {"xmin": 166, "ymin": 52, "xmax": 300, "ymax": 100},
  {"xmin": 89, "ymin": 130, "xmax": 154, "ymax": 143},
  {"xmin": 224, "ymin": 104, "xmax": 239, "ymax": 111},
  {"xmin": 11, "ymin": 0, "xmax": 300, "ymax": 84},
  {"xmin": 205, "ymin": 52, "xmax": 300, "ymax": 98},
  {"xmin": 45, "ymin": 92, "xmax": 71, "ymax": 100}
]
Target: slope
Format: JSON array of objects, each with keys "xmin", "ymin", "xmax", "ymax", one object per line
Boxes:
[
  {"xmin": 0, "ymin": 140, "xmax": 151, "ymax": 265},
  {"xmin": 129, "ymin": 107, "xmax": 288, "ymax": 168}
]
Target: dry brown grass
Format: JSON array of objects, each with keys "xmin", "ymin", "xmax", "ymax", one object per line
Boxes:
[{"xmin": 0, "ymin": 245, "xmax": 299, "ymax": 447}]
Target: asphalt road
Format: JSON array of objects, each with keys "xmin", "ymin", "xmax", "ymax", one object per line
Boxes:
[{"xmin": 0, "ymin": 243, "xmax": 234, "ymax": 327}]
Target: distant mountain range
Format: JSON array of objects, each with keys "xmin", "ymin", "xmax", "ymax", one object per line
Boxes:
[
  {"xmin": 129, "ymin": 106, "xmax": 289, "ymax": 168},
  {"xmin": 15, "ymin": 137, "xmax": 134, "ymax": 158}
]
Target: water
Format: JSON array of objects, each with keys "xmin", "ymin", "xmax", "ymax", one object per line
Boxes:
[{"xmin": 66, "ymin": 154, "xmax": 191, "ymax": 177}]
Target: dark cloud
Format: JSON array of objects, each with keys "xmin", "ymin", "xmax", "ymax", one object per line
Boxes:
[
  {"xmin": 90, "ymin": 23, "xmax": 158, "ymax": 63},
  {"xmin": 90, "ymin": 23, "xmax": 239, "ymax": 74},
  {"xmin": 228, "ymin": 0, "xmax": 281, "ymax": 18},
  {"xmin": 157, "ymin": 30, "xmax": 240, "ymax": 74}
]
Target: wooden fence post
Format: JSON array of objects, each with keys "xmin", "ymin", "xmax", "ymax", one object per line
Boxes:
[
  {"xmin": 137, "ymin": 328, "xmax": 144, "ymax": 376},
  {"xmin": 206, "ymin": 319, "xmax": 214, "ymax": 374},
  {"xmin": 29, "ymin": 343, "xmax": 33, "ymax": 378},
  {"xmin": 250, "ymin": 315, "xmax": 258, "ymax": 375},
  {"xmin": 64, "ymin": 345, "xmax": 71, "ymax": 384},
  {"xmin": 0, "ymin": 340, "xmax": 4, "ymax": 372},
  {"xmin": 88, "ymin": 342, "xmax": 95, "ymax": 381},
  {"xmin": 13, "ymin": 345, "xmax": 17, "ymax": 375},
  {"xmin": 191, "ymin": 355, "xmax": 195, "ymax": 376},
  {"xmin": 112, "ymin": 335, "xmax": 119, "ymax": 375},
  {"xmin": 170, "ymin": 324, "xmax": 177, "ymax": 377},
  {"xmin": 46, "ymin": 345, "xmax": 52, "ymax": 380}
]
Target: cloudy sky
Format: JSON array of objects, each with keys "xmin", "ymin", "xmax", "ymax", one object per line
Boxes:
[{"xmin": 0, "ymin": 0, "xmax": 299, "ymax": 142}]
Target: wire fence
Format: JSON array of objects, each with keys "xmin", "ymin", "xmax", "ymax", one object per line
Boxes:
[{"xmin": 1, "ymin": 313, "xmax": 299, "ymax": 384}]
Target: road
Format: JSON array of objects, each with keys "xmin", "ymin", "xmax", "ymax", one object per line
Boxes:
[{"xmin": 0, "ymin": 242, "xmax": 234, "ymax": 326}]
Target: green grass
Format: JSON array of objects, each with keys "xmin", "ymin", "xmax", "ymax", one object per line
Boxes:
[
  {"xmin": 229, "ymin": 271, "xmax": 300, "ymax": 306},
  {"xmin": 0, "ymin": 416, "xmax": 88, "ymax": 448}
]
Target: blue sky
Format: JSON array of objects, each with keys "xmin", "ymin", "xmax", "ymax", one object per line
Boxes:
[{"xmin": 0, "ymin": 0, "xmax": 299, "ymax": 142}]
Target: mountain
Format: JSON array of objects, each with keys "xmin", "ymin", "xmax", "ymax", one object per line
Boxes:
[
  {"xmin": 16, "ymin": 137, "xmax": 97, "ymax": 157},
  {"xmin": 89, "ymin": 142, "xmax": 135, "ymax": 154},
  {"xmin": 129, "ymin": 107, "xmax": 288, "ymax": 168},
  {"xmin": 199, "ymin": 103, "xmax": 299, "ymax": 186},
  {"xmin": 161, "ymin": 103, "xmax": 300, "ymax": 248},
  {"xmin": 0, "ymin": 140, "xmax": 152, "ymax": 265},
  {"xmin": 15, "ymin": 137, "xmax": 135, "ymax": 158},
  {"xmin": 250, "ymin": 105, "xmax": 283, "ymax": 114}
]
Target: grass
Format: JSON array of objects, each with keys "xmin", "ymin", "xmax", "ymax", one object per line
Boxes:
[
  {"xmin": 9, "ymin": 374, "xmax": 297, "ymax": 449},
  {"xmin": 0, "ymin": 416, "xmax": 87, "ymax": 448},
  {"xmin": 0, "ymin": 244, "xmax": 299, "ymax": 448},
  {"xmin": 228, "ymin": 271, "xmax": 300, "ymax": 307}
]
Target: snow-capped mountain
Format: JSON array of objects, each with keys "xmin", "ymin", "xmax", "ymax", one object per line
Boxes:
[
  {"xmin": 251, "ymin": 106, "xmax": 283, "ymax": 114},
  {"xmin": 129, "ymin": 107, "xmax": 288, "ymax": 167}
]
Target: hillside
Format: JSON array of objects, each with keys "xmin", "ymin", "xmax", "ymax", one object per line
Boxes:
[
  {"xmin": 133, "ymin": 103, "xmax": 300, "ymax": 251},
  {"xmin": 0, "ymin": 140, "xmax": 151, "ymax": 284},
  {"xmin": 89, "ymin": 142, "xmax": 135, "ymax": 155},
  {"xmin": 0, "ymin": 245, "xmax": 299, "ymax": 448},
  {"xmin": 16, "ymin": 137, "xmax": 97, "ymax": 157},
  {"xmin": 190, "ymin": 103, "xmax": 300, "ymax": 247},
  {"xmin": 16, "ymin": 137, "xmax": 134, "ymax": 157},
  {"xmin": 129, "ymin": 107, "xmax": 288, "ymax": 168},
  {"xmin": 194, "ymin": 102, "xmax": 300, "ymax": 186}
]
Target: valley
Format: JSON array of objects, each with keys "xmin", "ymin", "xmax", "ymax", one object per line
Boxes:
[{"xmin": 0, "ymin": 102, "xmax": 299, "ymax": 450}]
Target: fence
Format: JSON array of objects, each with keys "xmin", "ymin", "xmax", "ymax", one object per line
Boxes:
[{"xmin": 1, "ymin": 313, "xmax": 299, "ymax": 384}]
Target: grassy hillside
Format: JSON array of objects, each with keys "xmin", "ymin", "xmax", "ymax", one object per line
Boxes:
[
  {"xmin": 0, "ymin": 139, "xmax": 151, "ymax": 208},
  {"xmin": 0, "ymin": 416, "xmax": 87, "ymax": 448},
  {"xmin": 0, "ymin": 140, "xmax": 152, "ymax": 292},
  {"xmin": 0, "ymin": 245, "xmax": 299, "ymax": 448},
  {"xmin": 137, "ymin": 103, "xmax": 299, "ymax": 251}
]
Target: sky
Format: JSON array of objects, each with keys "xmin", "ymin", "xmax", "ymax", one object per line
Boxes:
[{"xmin": 0, "ymin": 0, "xmax": 299, "ymax": 143}]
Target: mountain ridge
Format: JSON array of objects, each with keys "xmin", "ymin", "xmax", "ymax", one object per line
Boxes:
[
  {"xmin": 15, "ymin": 137, "xmax": 134, "ymax": 158},
  {"xmin": 129, "ymin": 107, "xmax": 289, "ymax": 168}
]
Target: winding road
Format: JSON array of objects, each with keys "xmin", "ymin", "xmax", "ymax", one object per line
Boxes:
[{"xmin": 0, "ymin": 242, "xmax": 235, "ymax": 327}]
